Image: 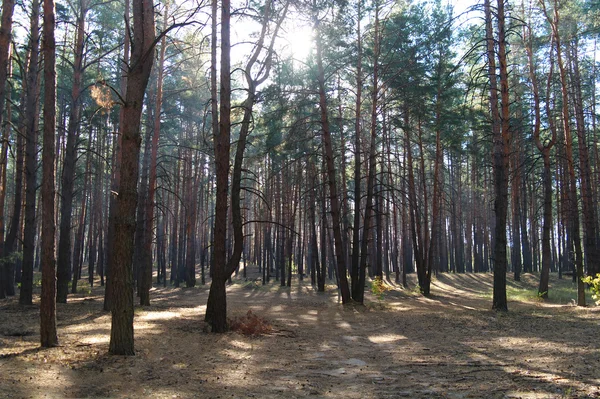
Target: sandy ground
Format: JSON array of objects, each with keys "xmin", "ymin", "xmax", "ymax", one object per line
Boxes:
[{"xmin": 1, "ymin": 272, "xmax": 599, "ymax": 399}]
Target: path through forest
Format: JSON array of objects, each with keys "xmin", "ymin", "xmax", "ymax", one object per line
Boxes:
[{"xmin": 1, "ymin": 273, "xmax": 599, "ymax": 398}]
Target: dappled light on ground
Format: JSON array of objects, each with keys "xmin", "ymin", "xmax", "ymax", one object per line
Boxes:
[{"xmin": 1, "ymin": 272, "xmax": 599, "ymax": 398}]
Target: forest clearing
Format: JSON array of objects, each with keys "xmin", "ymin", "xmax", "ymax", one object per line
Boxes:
[{"xmin": 1, "ymin": 272, "xmax": 599, "ymax": 399}]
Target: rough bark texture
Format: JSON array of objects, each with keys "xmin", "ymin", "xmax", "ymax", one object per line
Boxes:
[
  {"xmin": 486, "ymin": 0, "xmax": 508, "ymax": 312},
  {"xmin": 205, "ymin": 0, "xmax": 231, "ymax": 333},
  {"xmin": 108, "ymin": 0, "xmax": 155, "ymax": 355},
  {"xmin": 205, "ymin": 0, "xmax": 287, "ymax": 331},
  {"xmin": 40, "ymin": 0, "xmax": 58, "ymax": 347},
  {"xmin": 104, "ymin": 0, "xmax": 130, "ymax": 312}
]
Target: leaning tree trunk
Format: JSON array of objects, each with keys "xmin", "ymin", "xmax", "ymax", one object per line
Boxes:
[{"xmin": 108, "ymin": 0, "xmax": 155, "ymax": 356}]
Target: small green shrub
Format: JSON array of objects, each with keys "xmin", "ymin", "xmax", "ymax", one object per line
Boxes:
[
  {"xmin": 370, "ymin": 276, "xmax": 392, "ymax": 301},
  {"xmin": 582, "ymin": 273, "xmax": 600, "ymax": 305}
]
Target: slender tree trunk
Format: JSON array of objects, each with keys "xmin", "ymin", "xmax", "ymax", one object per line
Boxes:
[
  {"xmin": 486, "ymin": 0, "xmax": 509, "ymax": 311},
  {"xmin": 40, "ymin": 0, "xmax": 58, "ymax": 347},
  {"xmin": 524, "ymin": 14, "xmax": 555, "ymax": 298},
  {"xmin": 350, "ymin": 0, "xmax": 363, "ymax": 300},
  {"xmin": 355, "ymin": 2, "xmax": 379, "ymax": 303},
  {"xmin": 140, "ymin": 3, "xmax": 169, "ymax": 305},
  {"xmin": 205, "ymin": 0, "xmax": 231, "ymax": 332},
  {"xmin": 20, "ymin": 0, "xmax": 41, "ymax": 306},
  {"xmin": 541, "ymin": 0, "xmax": 585, "ymax": 306},
  {"xmin": 314, "ymin": 11, "xmax": 351, "ymax": 304},
  {"xmin": 56, "ymin": 0, "xmax": 87, "ymax": 303},
  {"xmin": 570, "ymin": 40, "xmax": 599, "ymax": 277},
  {"xmin": 0, "ymin": 0, "xmax": 15, "ymax": 298}
]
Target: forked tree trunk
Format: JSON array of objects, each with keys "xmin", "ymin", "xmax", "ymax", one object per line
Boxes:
[
  {"xmin": 205, "ymin": 0, "xmax": 288, "ymax": 331},
  {"xmin": 108, "ymin": 0, "xmax": 155, "ymax": 355}
]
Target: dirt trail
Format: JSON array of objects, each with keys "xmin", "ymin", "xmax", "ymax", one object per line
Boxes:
[{"xmin": 1, "ymin": 273, "xmax": 599, "ymax": 398}]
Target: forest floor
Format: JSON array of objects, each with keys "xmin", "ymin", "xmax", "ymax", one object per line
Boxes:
[{"xmin": 1, "ymin": 271, "xmax": 599, "ymax": 399}]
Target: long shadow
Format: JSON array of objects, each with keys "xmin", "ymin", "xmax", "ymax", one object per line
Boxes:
[{"xmin": 1, "ymin": 272, "xmax": 598, "ymax": 398}]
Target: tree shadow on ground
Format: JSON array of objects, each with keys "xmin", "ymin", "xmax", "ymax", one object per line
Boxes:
[{"xmin": 1, "ymin": 272, "xmax": 598, "ymax": 398}]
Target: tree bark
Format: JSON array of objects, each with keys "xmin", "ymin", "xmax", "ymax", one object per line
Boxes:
[
  {"xmin": 40, "ymin": 0, "xmax": 58, "ymax": 347},
  {"xmin": 108, "ymin": 0, "xmax": 155, "ymax": 355},
  {"xmin": 487, "ymin": 0, "xmax": 509, "ymax": 311},
  {"xmin": 205, "ymin": 0, "xmax": 231, "ymax": 332}
]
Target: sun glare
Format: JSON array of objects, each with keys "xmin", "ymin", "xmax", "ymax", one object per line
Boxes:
[{"xmin": 281, "ymin": 22, "xmax": 314, "ymax": 62}]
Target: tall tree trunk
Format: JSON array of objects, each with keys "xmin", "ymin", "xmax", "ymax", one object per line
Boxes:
[
  {"xmin": 205, "ymin": 0, "xmax": 231, "ymax": 332},
  {"xmin": 541, "ymin": 0, "xmax": 585, "ymax": 306},
  {"xmin": 314, "ymin": 10, "xmax": 351, "ymax": 304},
  {"xmin": 0, "ymin": 0, "xmax": 15, "ymax": 298},
  {"xmin": 140, "ymin": 3, "xmax": 169, "ymax": 305},
  {"xmin": 56, "ymin": 0, "xmax": 87, "ymax": 303},
  {"xmin": 104, "ymin": 0, "xmax": 130, "ymax": 312},
  {"xmin": 40, "ymin": 0, "xmax": 58, "ymax": 347},
  {"xmin": 108, "ymin": 0, "xmax": 155, "ymax": 355},
  {"xmin": 20, "ymin": 0, "xmax": 41, "ymax": 306},
  {"xmin": 355, "ymin": 1, "xmax": 379, "ymax": 303},
  {"xmin": 570, "ymin": 39, "xmax": 599, "ymax": 277},
  {"xmin": 524, "ymin": 13, "xmax": 555, "ymax": 298},
  {"xmin": 486, "ymin": 0, "xmax": 509, "ymax": 311},
  {"xmin": 350, "ymin": 0, "xmax": 363, "ymax": 300}
]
